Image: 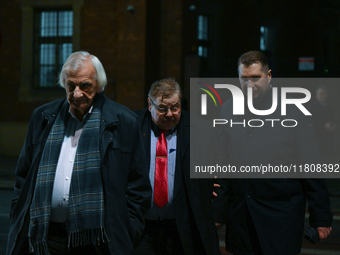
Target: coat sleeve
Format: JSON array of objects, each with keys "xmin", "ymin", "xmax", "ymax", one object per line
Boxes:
[
  {"xmin": 303, "ymin": 179, "xmax": 333, "ymax": 228},
  {"xmin": 296, "ymin": 113, "xmax": 333, "ymax": 228},
  {"xmin": 7, "ymin": 108, "xmax": 48, "ymax": 255},
  {"xmin": 212, "ymin": 178, "xmax": 230, "ymax": 224},
  {"xmin": 11, "ymin": 141, "xmax": 30, "ymax": 217},
  {"xmin": 10, "ymin": 109, "xmax": 42, "ymax": 218}
]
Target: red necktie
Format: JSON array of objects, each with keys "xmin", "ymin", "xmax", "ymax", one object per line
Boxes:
[{"xmin": 154, "ymin": 132, "xmax": 168, "ymax": 208}]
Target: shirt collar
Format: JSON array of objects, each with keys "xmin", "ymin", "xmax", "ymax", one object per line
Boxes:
[
  {"xmin": 150, "ymin": 120, "xmax": 178, "ymax": 137},
  {"xmin": 69, "ymin": 105, "xmax": 93, "ymax": 121}
]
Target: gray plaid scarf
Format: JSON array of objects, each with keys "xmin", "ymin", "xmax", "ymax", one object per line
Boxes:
[{"xmin": 28, "ymin": 98, "xmax": 107, "ymax": 254}]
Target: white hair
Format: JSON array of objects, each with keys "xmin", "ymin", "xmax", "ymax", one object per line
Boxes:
[{"xmin": 59, "ymin": 51, "xmax": 107, "ymax": 91}]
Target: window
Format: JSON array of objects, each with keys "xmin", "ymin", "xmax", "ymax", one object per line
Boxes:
[
  {"xmin": 198, "ymin": 46, "xmax": 208, "ymax": 58},
  {"xmin": 197, "ymin": 15, "xmax": 209, "ymax": 58},
  {"xmin": 197, "ymin": 15, "xmax": 208, "ymax": 41},
  {"xmin": 20, "ymin": 0, "xmax": 83, "ymax": 101},
  {"xmin": 34, "ymin": 10, "xmax": 73, "ymax": 88},
  {"xmin": 260, "ymin": 26, "xmax": 269, "ymax": 51}
]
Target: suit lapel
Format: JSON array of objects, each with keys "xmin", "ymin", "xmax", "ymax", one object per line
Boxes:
[
  {"xmin": 139, "ymin": 109, "xmax": 152, "ymax": 171},
  {"xmin": 173, "ymin": 111, "xmax": 190, "ymax": 200},
  {"xmin": 137, "ymin": 108, "xmax": 190, "ymax": 201}
]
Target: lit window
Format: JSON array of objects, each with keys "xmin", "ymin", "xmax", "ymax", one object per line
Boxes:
[
  {"xmin": 34, "ymin": 10, "xmax": 73, "ymax": 88},
  {"xmin": 198, "ymin": 15, "xmax": 208, "ymax": 40},
  {"xmin": 197, "ymin": 15, "xmax": 209, "ymax": 58},
  {"xmin": 260, "ymin": 26, "xmax": 268, "ymax": 51},
  {"xmin": 198, "ymin": 46, "xmax": 208, "ymax": 58}
]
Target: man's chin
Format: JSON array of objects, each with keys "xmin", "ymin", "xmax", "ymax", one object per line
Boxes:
[
  {"xmin": 70, "ymin": 103, "xmax": 91, "ymax": 114},
  {"xmin": 161, "ymin": 122, "xmax": 175, "ymax": 131},
  {"xmin": 251, "ymin": 92, "xmax": 260, "ymax": 99},
  {"xmin": 72, "ymin": 99, "xmax": 90, "ymax": 106}
]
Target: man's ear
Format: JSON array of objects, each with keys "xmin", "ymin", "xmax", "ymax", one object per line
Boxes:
[
  {"xmin": 267, "ymin": 69, "xmax": 272, "ymax": 78},
  {"xmin": 267, "ymin": 69, "xmax": 272, "ymax": 83},
  {"xmin": 147, "ymin": 97, "xmax": 152, "ymax": 112}
]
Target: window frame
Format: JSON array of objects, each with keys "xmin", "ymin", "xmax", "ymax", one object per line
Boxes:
[
  {"xmin": 197, "ymin": 14, "xmax": 209, "ymax": 59},
  {"xmin": 20, "ymin": 0, "xmax": 83, "ymax": 101},
  {"xmin": 33, "ymin": 8, "xmax": 73, "ymax": 89}
]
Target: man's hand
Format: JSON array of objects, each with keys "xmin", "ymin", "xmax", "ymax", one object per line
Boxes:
[
  {"xmin": 317, "ymin": 227, "xmax": 332, "ymax": 239},
  {"xmin": 215, "ymin": 222, "xmax": 224, "ymax": 230},
  {"xmin": 213, "ymin": 183, "xmax": 220, "ymax": 198},
  {"xmin": 212, "ymin": 176, "xmax": 220, "ymax": 199}
]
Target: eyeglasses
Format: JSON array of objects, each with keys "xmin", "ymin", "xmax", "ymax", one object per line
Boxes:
[{"xmin": 149, "ymin": 97, "xmax": 181, "ymax": 114}]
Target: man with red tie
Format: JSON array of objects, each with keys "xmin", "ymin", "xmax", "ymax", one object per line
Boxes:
[{"xmin": 134, "ymin": 78, "xmax": 220, "ymax": 255}]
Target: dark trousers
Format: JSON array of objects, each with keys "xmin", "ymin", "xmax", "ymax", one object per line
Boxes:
[
  {"xmin": 47, "ymin": 221, "xmax": 109, "ymax": 255},
  {"xmin": 133, "ymin": 219, "xmax": 185, "ymax": 255},
  {"xmin": 226, "ymin": 209, "xmax": 263, "ymax": 255}
]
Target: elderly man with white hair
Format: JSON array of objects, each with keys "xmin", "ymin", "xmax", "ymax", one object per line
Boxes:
[{"xmin": 7, "ymin": 51, "xmax": 151, "ymax": 255}]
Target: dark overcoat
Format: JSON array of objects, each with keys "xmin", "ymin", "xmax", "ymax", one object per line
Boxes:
[
  {"xmin": 7, "ymin": 93, "xmax": 151, "ymax": 255},
  {"xmin": 137, "ymin": 108, "xmax": 221, "ymax": 255},
  {"xmin": 214, "ymin": 88, "xmax": 333, "ymax": 255},
  {"xmin": 311, "ymin": 100, "xmax": 335, "ymax": 160}
]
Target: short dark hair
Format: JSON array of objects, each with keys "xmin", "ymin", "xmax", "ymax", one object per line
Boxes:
[
  {"xmin": 237, "ymin": 50, "xmax": 269, "ymax": 71},
  {"xmin": 148, "ymin": 78, "xmax": 182, "ymax": 101},
  {"xmin": 316, "ymin": 86, "xmax": 327, "ymax": 93}
]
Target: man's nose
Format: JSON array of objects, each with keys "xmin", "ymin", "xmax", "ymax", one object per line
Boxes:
[
  {"xmin": 247, "ymin": 80, "xmax": 255, "ymax": 88},
  {"xmin": 165, "ymin": 108, "xmax": 173, "ymax": 117},
  {"xmin": 73, "ymin": 86, "xmax": 83, "ymax": 98}
]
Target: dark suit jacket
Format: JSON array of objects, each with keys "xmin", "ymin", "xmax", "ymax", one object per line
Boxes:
[
  {"xmin": 311, "ymin": 100, "xmax": 335, "ymax": 160},
  {"xmin": 136, "ymin": 108, "xmax": 220, "ymax": 255},
  {"xmin": 7, "ymin": 93, "xmax": 151, "ymax": 255},
  {"xmin": 214, "ymin": 89, "xmax": 333, "ymax": 255}
]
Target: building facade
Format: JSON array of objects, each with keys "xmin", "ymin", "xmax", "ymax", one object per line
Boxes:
[{"xmin": 0, "ymin": 0, "xmax": 339, "ymax": 157}]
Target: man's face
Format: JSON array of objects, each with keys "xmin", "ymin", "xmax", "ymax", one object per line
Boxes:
[
  {"xmin": 65, "ymin": 60, "xmax": 100, "ymax": 118},
  {"xmin": 148, "ymin": 93, "xmax": 181, "ymax": 131},
  {"xmin": 316, "ymin": 89, "xmax": 328, "ymax": 103},
  {"xmin": 238, "ymin": 62, "xmax": 272, "ymax": 99}
]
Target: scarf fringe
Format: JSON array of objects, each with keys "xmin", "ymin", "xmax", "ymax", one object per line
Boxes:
[
  {"xmin": 29, "ymin": 237, "xmax": 50, "ymax": 255},
  {"xmin": 68, "ymin": 227, "xmax": 109, "ymax": 248},
  {"xmin": 29, "ymin": 237, "xmax": 34, "ymax": 253}
]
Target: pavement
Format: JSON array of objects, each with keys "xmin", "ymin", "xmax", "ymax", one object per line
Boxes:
[{"xmin": 1, "ymin": 155, "xmax": 340, "ymax": 254}]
